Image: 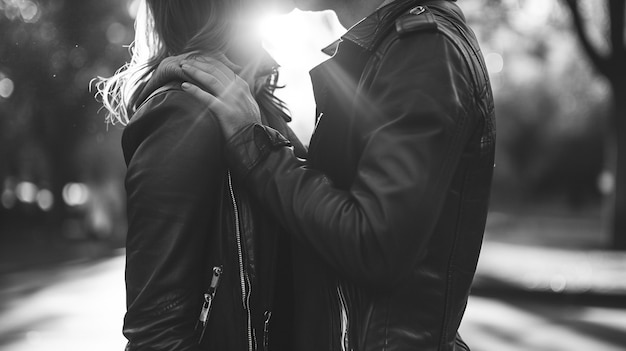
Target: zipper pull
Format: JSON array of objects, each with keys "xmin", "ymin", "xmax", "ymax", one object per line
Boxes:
[
  {"xmin": 198, "ymin": 293, "xmax": 212, "ymax": 326},
  {"xmin": 195, "ymin": 266, "xmax": 223, "ymax": 343},
  {"xmin": 208, "ymin": 266, "xmax": 223, "ymax": 293},
  {"xmin": 263, "ymin": 311, "xmax": 272, "ymax": 351}
]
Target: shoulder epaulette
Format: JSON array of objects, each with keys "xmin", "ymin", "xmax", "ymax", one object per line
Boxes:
[{"xmin": 395, "ymin": 5, "xmax": 438, "ymax": 36}]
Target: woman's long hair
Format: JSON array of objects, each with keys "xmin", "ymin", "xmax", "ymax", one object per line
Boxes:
[{"xmin": 96, "ymin": 0, "xmax": 288, "ymax": 126}]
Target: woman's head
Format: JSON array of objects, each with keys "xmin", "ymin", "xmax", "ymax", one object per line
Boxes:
[
  {"xmin": 97, "ymin": 0, "xmax": 247, "ymax": 125},
  {"xmin": 145, "ymin": 0, "xmax": 239, "ymax": 56}
]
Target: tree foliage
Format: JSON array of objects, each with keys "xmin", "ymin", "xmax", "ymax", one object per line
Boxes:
[
  {"xmin": 0, "ymin": 0, "xmax": 132, "ymax": 229},
  {"xmin": 561, "ymin": 0, "xmax": 626, "ymax": 249}
]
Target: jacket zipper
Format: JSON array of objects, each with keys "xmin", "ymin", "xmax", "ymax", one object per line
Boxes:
[
  {"xmin": 337, "ymin": 284, "xmax": 351, "ymax": 351},
  {"xmin": 263, "ymin": 311, "xmax": 272, "ymax": 351},
  {"xmin": 195, "ymin": 266, "xmax": 223, "ymax": 343},
  {"xmin": 228, "ymin": 172, "xmax": 254, "ymax": 351}
]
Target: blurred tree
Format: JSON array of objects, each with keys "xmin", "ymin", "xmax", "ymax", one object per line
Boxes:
[
  {"xmin": 462, "ymin": 0, "xmax": 622, "ymax": 249},
  {"xmin": 561, "ymin": 0, "xmax": 626, "ymax": 249},
  {"xmin": 0, "ymin": 0, "xmax": 132, "ymax": 235}
]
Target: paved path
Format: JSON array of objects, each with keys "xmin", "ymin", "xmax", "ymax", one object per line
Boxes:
[
  {"xmin": 0, "ymin": 253, "xmax": 127, "ymax": 351},
  {"xmin": 461, "ymin": 295, "xmax": 626, "ymax": 351},
  {"xmin": 1, "ymin": 253, "xmax": 625, "ymax": 351}
]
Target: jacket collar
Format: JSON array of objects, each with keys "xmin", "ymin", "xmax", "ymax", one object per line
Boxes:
[
  {"xmin": 321, "ymin": 0, "xmax": 414, "ymax": 56},
  {"xmin": 321, "ymin": 0, "xmax": 458, "ymax": 56}
]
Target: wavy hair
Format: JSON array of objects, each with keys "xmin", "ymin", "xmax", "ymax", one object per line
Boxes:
[{"xmin": 96, "ymin": 0, "xmax": 265, "ymax": 125}]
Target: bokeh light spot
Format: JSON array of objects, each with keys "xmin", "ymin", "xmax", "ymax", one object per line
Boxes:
[
  {"xmin": 597, "ymin": 170, "xmax": 615, "ymax": 195},
  {"xmin": 16, "ymin": 181, "xmax": 38, "ymax": 204},
  {"xmin": 20, "ymin": 1, "xmax": 39, "ymax": 22},
  {"xmin": 1, "ymin": 189, "xmax": 17, "ymax": 209},
  {"xmin": 485, "ymin": 52, "xmax": 504, "ymax": 74},
  {"xmin": 128, "ymin": 0, "xmax": 141, "ymax": 19},
  {"xmin": 0, "ymin": 77, "xmax": 15, "ymax": 98},
  {"xmin": 549, "ymin": 275, "xmax": 567, "ymax": 293},
  {"xmin": 63, "ymin": 183, "xmax": 90, "ymax": 207},
  {"xmin": 36, "ymin": 189, "xmax": 54, "ymax": 211},
  {"xmin": 106, "ymin": 22, "xmax": 127, "ymax": 45},
  {"xmin": 39, "ymin": 22, "xmax": 58, "ymax": 42},
  {"xmin": 1, "ymin": 0, "xmax": 40, "ymax": 22},
  {"xmin": 69, "ymin": 46, "xmax": 88, "ymax": 68}
]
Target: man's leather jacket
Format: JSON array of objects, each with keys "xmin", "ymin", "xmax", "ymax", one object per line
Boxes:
[
  {"xmin": 223, "ymin": 1, "xmax": 495, "ymax": 350},
  {"xmin": 121, "ymin": 54, "xmax": 303, "ymax": 351}
]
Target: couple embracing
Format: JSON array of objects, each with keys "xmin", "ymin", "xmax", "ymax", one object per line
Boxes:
[{"xmin": 98, "ymin": 0, "xmax": 495, "ymax": 350}]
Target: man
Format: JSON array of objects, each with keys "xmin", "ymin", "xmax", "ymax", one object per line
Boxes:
[{"xmin": 181, "ymin": 0, "xmax": 495, "ymax": 350}]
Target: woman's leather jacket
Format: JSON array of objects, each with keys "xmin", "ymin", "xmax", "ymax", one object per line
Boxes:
[{"xmin": 121, "ymin": 55, "xmax": 303, "ymax": 351}]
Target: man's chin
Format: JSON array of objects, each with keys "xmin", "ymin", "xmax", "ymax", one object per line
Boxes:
[{"xmin": 292, "ymin": 0, "xmax": 331, "ymax": 12}]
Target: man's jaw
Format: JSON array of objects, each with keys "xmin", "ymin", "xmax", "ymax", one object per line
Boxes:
[
  {"xmin": 292, "ymin": 0, "xmax": 337, "ymax": 12},
  {"xmin": 271, "ymin": 0, "xmax": 298, "ymax": 14},
  {"xmin": 291, "ymin": 0, "xmax": 383, "ymax": 29},
  {"xmin": 256, "ymin": 0, "xmax": 297, "ymax": 14}
]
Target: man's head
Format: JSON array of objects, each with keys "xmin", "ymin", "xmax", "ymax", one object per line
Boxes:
[
  {"xmin": 288, "ymin": 0, "xmax": 385, "ymax": 28},
  {"xmin": 262, "ymin": 0, "xmax": 297, "ymax": 13}
]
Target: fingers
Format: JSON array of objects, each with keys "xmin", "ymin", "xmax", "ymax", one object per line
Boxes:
[
  {"xmin": 181, "ymin": 63, "xmax": 229, "ymax": 96},
  {"xmin": 182, "ymin": 56, "xmax": 239, "ymax": 84},
  {"xmin": 190, "ymin": 54, "xmax": 241, "ymax": 73},
  {"xmin": 161, "ymin": 53, "xmax": 188, "ymax": 67},
  {"xmin": 181, "ymin": 82, "xmax": 225, "ymax": 113},
  {"xmin": 182, "ymin": 59, "xmax": 232, "ymax": 87},
  {"xmin": 181, "ymin": 63, "xmax": 252, "ymax": 99},
  {"xmin": 153, "ymin": 53, "xmax": 189, "ymax": 80},
  {"xmin": 181, "ymin": 81, "xmax": 259, "ymax": 140}
]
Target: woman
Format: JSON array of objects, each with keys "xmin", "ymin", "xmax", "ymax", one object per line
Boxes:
[{"xmin": 97, "ymin": 0, "xmax": 304, "ymax": 350}]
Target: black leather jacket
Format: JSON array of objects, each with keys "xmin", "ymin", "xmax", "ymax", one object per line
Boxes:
[
  {"xmin": 223, "ymin": 1, "xmax": 495, "ymax": 351},
  {"xmin": 121, "ymin": 56, "xmax": 303, "ymax": 351}
]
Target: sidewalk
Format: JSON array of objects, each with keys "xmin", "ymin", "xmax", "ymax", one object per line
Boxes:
[
  {"xmin": 472, "ymin": 209, "xmax": 626, "ymax": 305},
  {"xmin": 2, "ymin": 208, "xmax": 625, "ymax": 303}
]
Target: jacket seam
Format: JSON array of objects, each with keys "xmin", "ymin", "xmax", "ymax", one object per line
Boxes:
[
  {"xmin": 150, "ymin": 294, "xmax": 187, "ymax": 317},
  {"xmin": 439, "ymin": 180, "xmax": 466, "ymax": 350},
  {"xmin": 383, "ymin": 297, "xmax": 391, "ymax": 351}
]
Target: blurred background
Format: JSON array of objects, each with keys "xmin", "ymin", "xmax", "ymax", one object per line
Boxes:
[{"xmin": 0, "ymin": 0, "xmax": 625, "ymax": 350}]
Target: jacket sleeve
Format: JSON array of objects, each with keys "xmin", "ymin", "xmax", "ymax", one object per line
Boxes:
[
  {"xmin": 225, "ymin": 32, "xmax": 477, "ymax": 288},
  {"xmin": 122, "ymin": 90, "xmax": 223, "ymax": 351}
]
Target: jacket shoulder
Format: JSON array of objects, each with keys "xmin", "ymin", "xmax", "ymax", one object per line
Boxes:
[
  {"xmin": 128, "ymin": 87, "xmax": 215, "ymax": 132},
  {"xmin": 122, "ymin": 87, "xmax": 219, "ymax": 163}
]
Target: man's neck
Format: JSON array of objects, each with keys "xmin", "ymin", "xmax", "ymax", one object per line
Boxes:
[{"xmin": 334, "ymin": 0, "xmax": 389, "ymax": 28}]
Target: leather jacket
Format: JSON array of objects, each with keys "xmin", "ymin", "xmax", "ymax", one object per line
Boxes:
[
  {"xmin": 121, "ymin": 53, "xmax": 303, "ymax": 351},
  {"xmin": 223, "ymin": 1, "xmax": 495, "ymax": 350}
]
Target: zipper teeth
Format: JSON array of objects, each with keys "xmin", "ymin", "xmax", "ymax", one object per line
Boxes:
[
  {"xmin": 337, "ymin": 285, "xmax": 350, "ymax": 351},
  {"xmin": 227, "ymin": 172, "xmax": 254, "ymax": 351}
]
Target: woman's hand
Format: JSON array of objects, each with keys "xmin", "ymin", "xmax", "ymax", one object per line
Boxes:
[{"xmin": 180, "ymin": 58, "xmax": 261, "ymax": 140}]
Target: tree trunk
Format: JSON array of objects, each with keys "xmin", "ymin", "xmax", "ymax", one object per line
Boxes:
[{"xmin": 611, "ymin": 84, "xmax": 626, "ymax": 249}]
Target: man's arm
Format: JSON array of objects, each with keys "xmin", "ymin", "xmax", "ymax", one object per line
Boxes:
[
  {"xmin": 181, "ymin": 32, "xmax": 477, "ymax": 288},
  {"xmin": 224, "ymin": 33, "xmax": 477, "ymax": 288}
]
